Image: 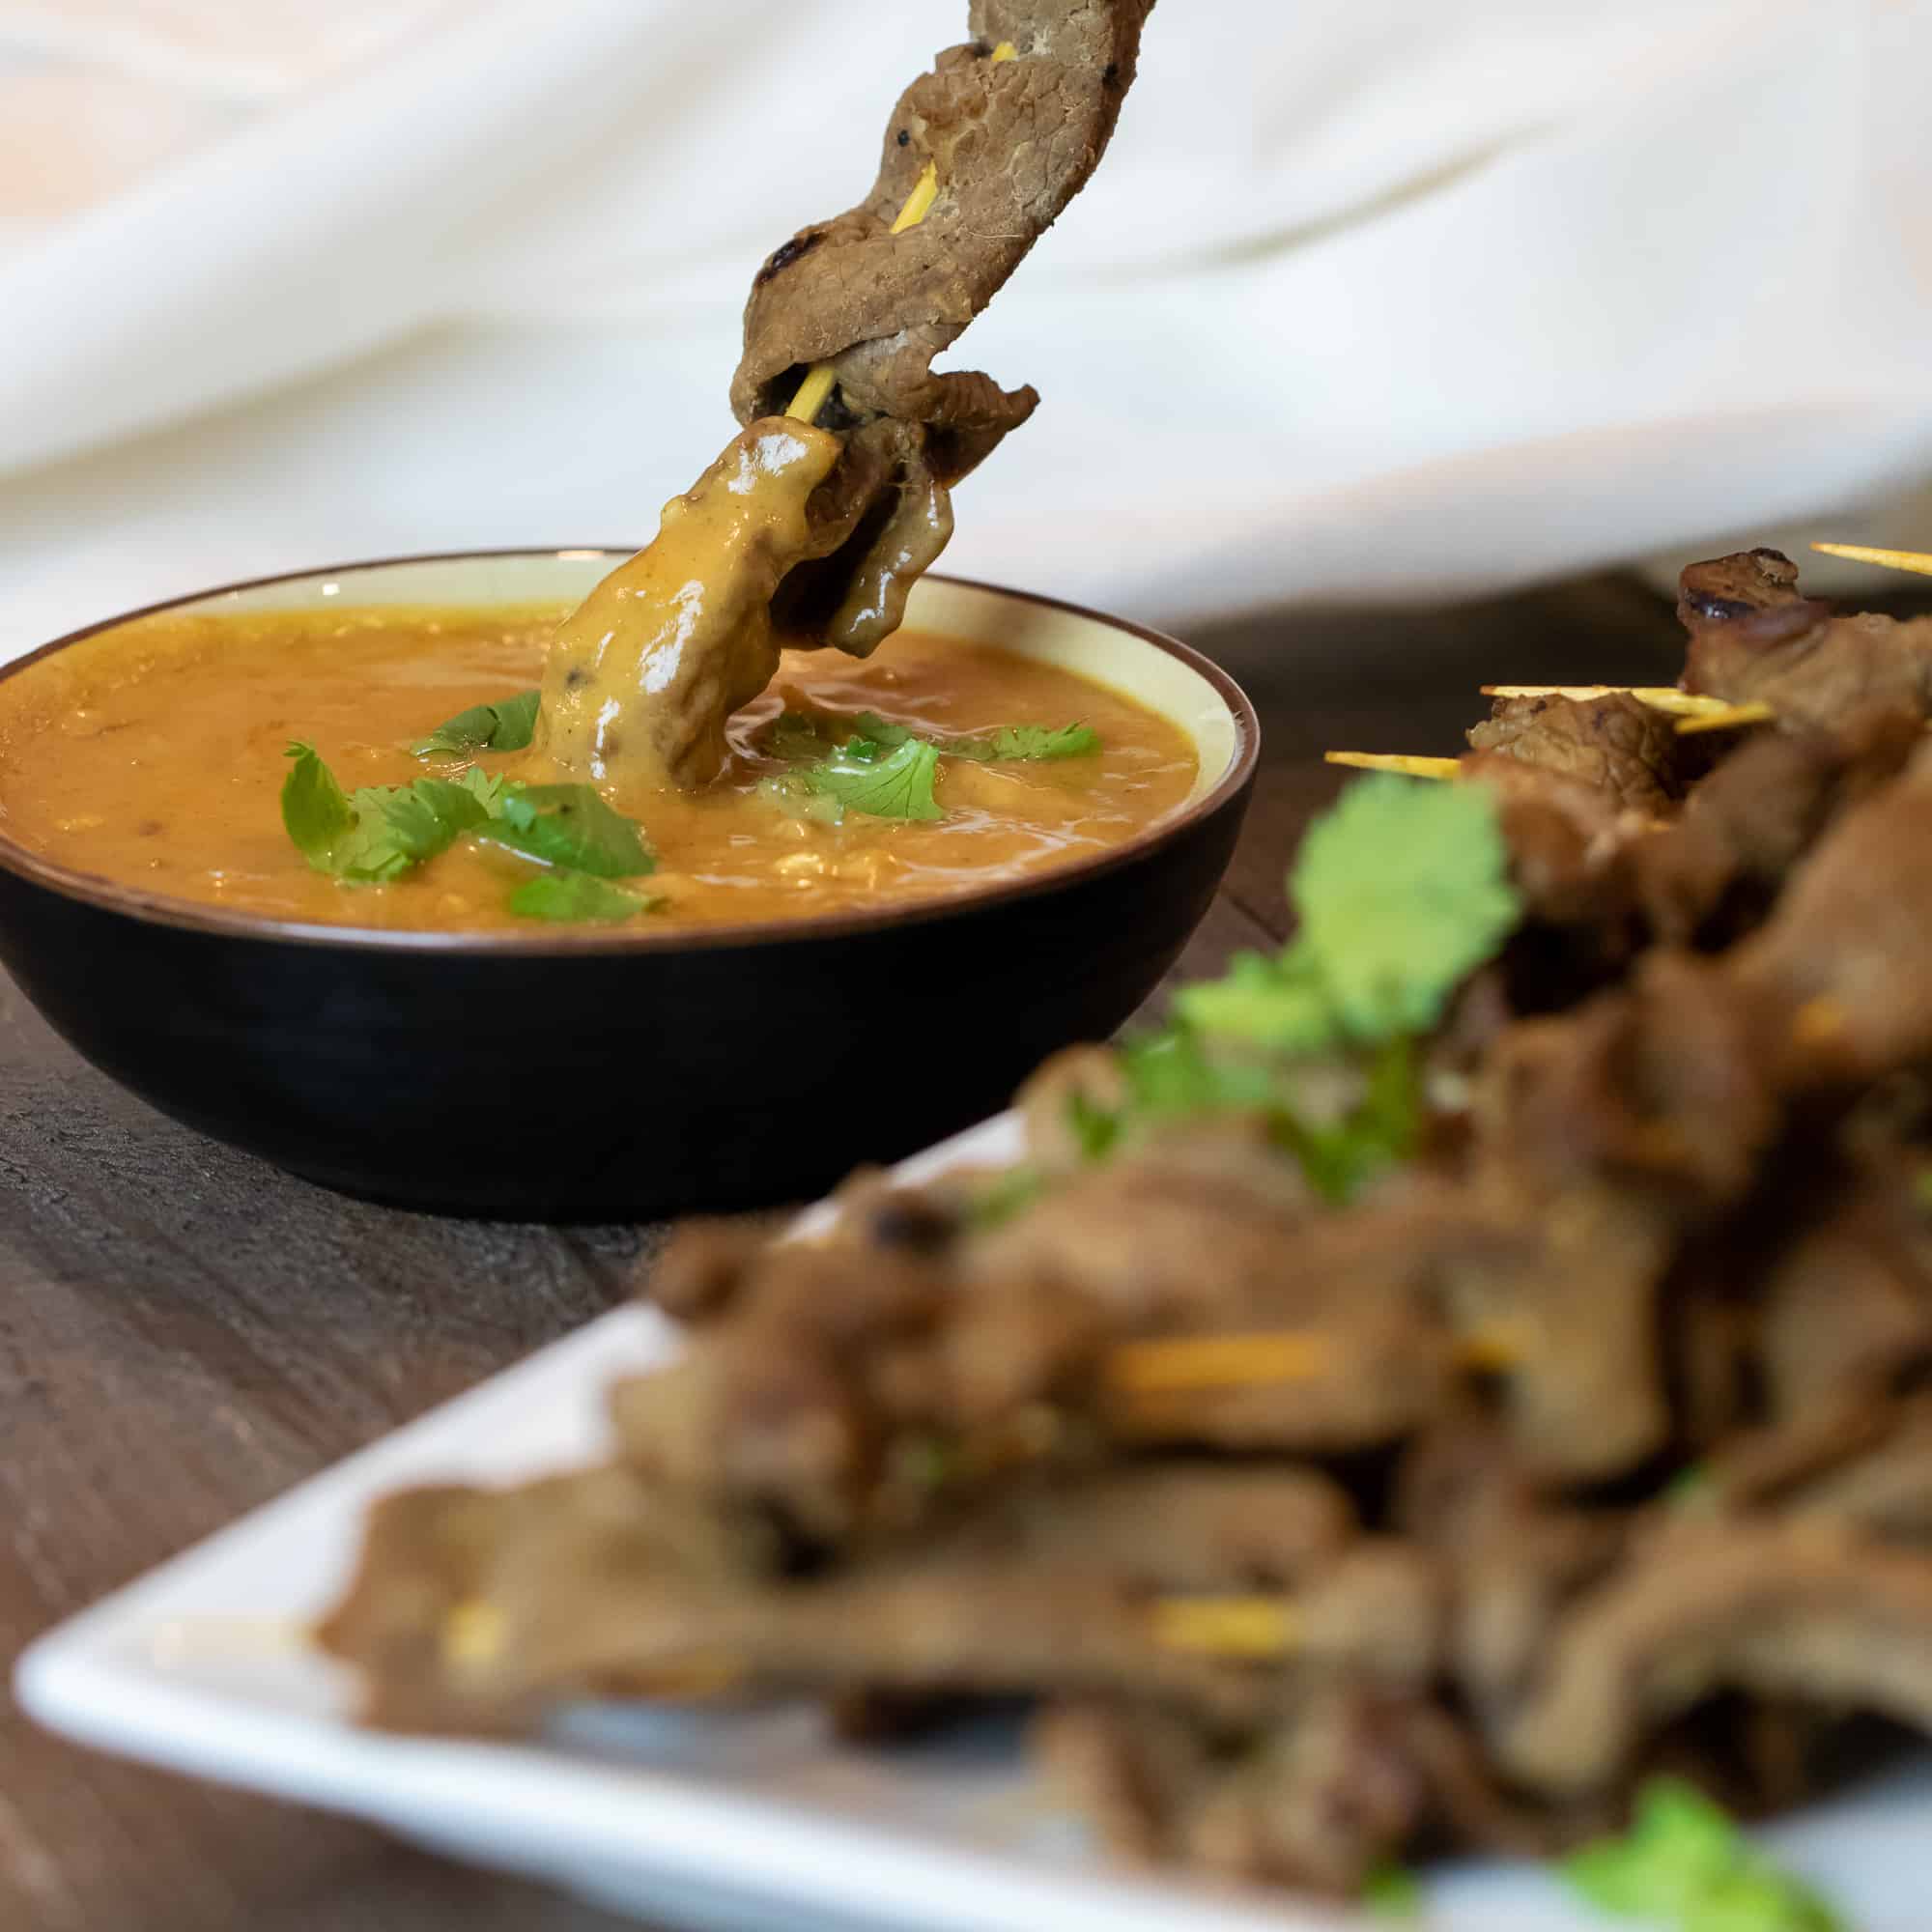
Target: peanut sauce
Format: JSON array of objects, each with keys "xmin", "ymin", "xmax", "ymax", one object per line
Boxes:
[
  {"xmin": 534, "ymin": 419, "xmax": 846, "ymax": 796},
  {"xmin": 0, "ymin": 606, "xmax": 1198, "ymax": 935}
]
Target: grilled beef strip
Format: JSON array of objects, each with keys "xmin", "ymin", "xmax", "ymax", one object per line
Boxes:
[
  {"xmin": 1679, "ymin": 549, "xmax": 1932, "ymax": 730},
  {"xmin": 732, "ymin": 1, "xmax": 1155, "ymax": 468},
  {"xmin": 1735, "ymin": 739, "xmax": 1932, "ymax": 1083},
  {"xmin": 1492, "ymin": 1518, "xmax": 1932, "ymax": 1797},
  {"xmin": 1467, "ymin": 693, "xmax": 1684, "ymax": 817},
  {"xmin": 1632, "ymin": 703, "xmax": 1922, "ymax": 949}
]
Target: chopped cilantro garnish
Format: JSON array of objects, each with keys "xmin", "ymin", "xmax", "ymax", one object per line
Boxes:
[
  {"xmin": 838, "ymin": 712, "xmax": 1098, "ymax": 764},
  {"xmin": 1361, "ymin": 1861, "xmax": 1424, "ymax": 1919},
  {"xmin": 412, "ymin": 689, "xmax": 541, "ymax": 759},
  {"xmin": 758, "ymin": 715, "xmax": 940, "ymax": 819},
  {"xmin": 1069, "ymin": 776, "xmax": 1521, "ymax": 1205},
  {"xmin": 944, "ymin": 722, "xmax": 1100, "ymax": 762},
  {"xmin": 1173, "ymin": 945, "xmax": 1335, "ymax": 1053},
  {"xmin": 508, "ymin": 871, "xmax": 660, "ymax": 923},
  {"xmin": 471, "ymin": 783, "xmax": 655, "ymax": 877},
  {"xmin": 759, "ymin": 709, "xmax": 1101, "ymax": 824},
  {"xmin": 1067, "ymin": 1091, "xmax": 1122, "ymax": 1162},
  {"xmin": 281, "ymin": 743, "xmax": 494, "ymax": 883},
  {"xmin": 1293, "ymin": 775, "xmax": 1520, "ymax": 1041},
  {"xmin": 767, "ymin": 712, "xmax": 840, "ymax": 763},
  {"xmin": 1664, "ymin": 1463, "xmax": 1718, "ymax": 1513},
  {"xmin": 802, "ymin": 736, "xmax": 945, "ymax": 821},
  {"xmin": 283, "ymin": 744, "xmax": 652, "ymax": 889},
  {"xmin": 755, "ymin": 773, "xmax": 846, "ymax": 826},
  {"xmin": 968, "ymin": 1163, "xmax": 1048, "ymax": 1230},
  {"xmin": 1563, "ymin": 1779, "xmax": 1843, "ymax": 1932}
]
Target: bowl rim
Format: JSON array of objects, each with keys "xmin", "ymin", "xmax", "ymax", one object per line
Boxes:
[{"xmin": 0, "ymin": 551, "xmax": 1260, "ymax": 956}]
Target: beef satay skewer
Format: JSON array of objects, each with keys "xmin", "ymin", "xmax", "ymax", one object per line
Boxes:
[{"xmin": 785, "ymin": 42, "xmax": 1018, "ymax": 430}]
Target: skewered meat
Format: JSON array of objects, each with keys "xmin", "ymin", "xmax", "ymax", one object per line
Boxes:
[
  {"xmin": 1736, "ymin": 739, "xmax": 1932, "ymax": 1082},
  {"xmin": 1492, "ymin": 1520, "xmax": 1932, "ymax": 1795},
  {"xmin": 733, "ymin": 1, "xmax": 1157, "ymax": 465},
  {"xmin": 325, "ymin": 546, "xmax": 1932, "ymax": 1905},
  {"xmin": 535, "ymin": 6, "xmax": 1153, "ymax": 794},
  {"xmin": 1467, "ymin": 692, "xmax": 1682, "ymax": 816},
  {"xmin": 1680, "ymin": 548, "xmax": 1932, "ymax": 730}
]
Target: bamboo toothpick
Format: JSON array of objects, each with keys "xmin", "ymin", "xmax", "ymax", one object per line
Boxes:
[
  {"xmin": 1482, "ymin": 685, "xmax": 1744, "ymax": 721},
  {"xmin": 1674, "ymin": 700, "xmax": 1776, "ymax": 736},
  {"xmin": 786, "ymin": 41, "xmax": 1016, "ymax": 428},
  {"xmin": 1103, "ymin": 1327, "xmax": 1522, "ymax": 1399},
  {"xmin": 1323, "ymin": 752, "xmax": 1461, "ymax": 780},
  {"xmin": 1105, "ymin": 1332, "xmax": 1337, "ymax": 1395},
  {"xmin": 1150, "ymin": 1596, "xmax": 1302, "ymax": 1659},
  {"xmin": 1810, "ymin": 542, "xmax": 1932, "ymax": 580}
]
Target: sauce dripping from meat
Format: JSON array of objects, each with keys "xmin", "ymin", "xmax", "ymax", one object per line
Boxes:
[{"xmin": 531, "ymin": 419, "xmax": 845, "ymax": 797}]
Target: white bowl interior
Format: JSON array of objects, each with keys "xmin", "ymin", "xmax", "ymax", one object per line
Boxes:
[{"xmin": 168, "ymin": 555, "xmax": 1238, "ymax": 807}]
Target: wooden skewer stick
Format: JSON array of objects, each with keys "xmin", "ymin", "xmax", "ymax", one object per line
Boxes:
[
  {"xmin": 1674, "ymin": 700, "xmax": 1776, "ymax": 736},
  {"xmin": 1323, "ymin": 752, "xmax": 1462, "ymax": 780},
  {"xmin": 1103, "ymin": 1326, "xmax": 1523, "ymax": 1397},
  {"xmin": 1104, "ymin": 1331, "xmax": 1336, "ymax": 1394},
  {"xmin": 1810, "ymin": 542, "xmax": 1932, "ymax": 580},
  {"xmin": 1482, "ymin": 685, "xmax": 1745, "ymax": 721},
  {"xmin": 785, "ymin": 41, "xmax": 1017, "ymax": 429},
  {"xmin": 1149, "ymin": 1596, "xmax": 1302, "ymax": 1659}
]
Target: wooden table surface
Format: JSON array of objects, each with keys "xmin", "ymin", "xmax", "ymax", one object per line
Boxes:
[{"xmin": 0, "ymin": 575, "xmax": 1711, "ymax": 1931}]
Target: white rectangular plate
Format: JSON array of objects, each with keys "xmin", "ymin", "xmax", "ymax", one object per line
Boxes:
[{"xmin": 17, "ymin": 1115, "xmax": 1931, "ymax": 1931}]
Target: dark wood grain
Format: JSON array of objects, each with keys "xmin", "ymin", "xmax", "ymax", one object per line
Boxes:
[{"xmin": 0, "ymin": 573, "xmax": 1749, "ymax": 1931}]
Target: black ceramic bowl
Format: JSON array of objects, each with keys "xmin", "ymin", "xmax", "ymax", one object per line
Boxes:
[{"xmin": 0, "ymin": 554, "xmax": 1257, "ymax": 1219}]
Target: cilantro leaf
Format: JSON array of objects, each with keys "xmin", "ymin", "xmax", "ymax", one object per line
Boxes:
[
  {"xmin": 1291, "ymin": 774, "xmax": 1520, "ymax": 1042},
  {"xmin": 967, "ymin": 1163, "xmax": 1047, "ymax": 1230},
  {"xmin": 282, "ymin": 744, "xmax": 492, "ymax": 883},
  {"xmin": 1361, "ymin": 1861, "xmax": 1424, "ymax": 1920},
  {"xmin": 805, "ymin": 737, "xmax": 944, "ymax": 821},
  {"xmin": 842, "ymin": 712, "xmax": 1098, "ymax": 763},
  {"xmin": 765, "ymin": 710, "xmax": 1099, "ymax": 797},
  {"xmin": 1173, "ymin": 944, "xmax": 1336, "ymax": 1053},
  {"xmin": 508, "ymin": 870, "xmax": 661, "ymax": 923},
  {"xmin": 471, "ymin": 783, "xmax": 655, "ymax": 877},
  {"xmin": 944, "ymin": 723, "xmax": 1100, "ymax": 762},
  {"xmin": 1064, "ymin": 777, "xmax": 1520, "ymax": 1204},
  {"xmin": 755, "ymin": 773, "xmax": 846, "ymax": 826},
  {"xmin": 1563, "ymin": 1779, "xmax": 1844, "ymax": 1932},
  {"xmin": 767, "ymin": 712, "xmax": 840, "ymax": 763},
  {"xmin": 281, "ymin": 742, "xmax": 355, "ymax": 859},
  {"xmin": 412, "ymin": 689, "xmax": 541, "ymax": 759}
]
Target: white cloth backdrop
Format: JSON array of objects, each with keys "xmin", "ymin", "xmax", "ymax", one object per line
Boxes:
[{"xmin": 3, "ymin": 0, "xmax": 1930, "ymax": 662}]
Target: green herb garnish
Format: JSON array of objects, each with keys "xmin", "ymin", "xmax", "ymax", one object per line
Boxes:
[
  {"xmin": 508, "ymin": 871, "xmax": 660, "ymax": 923},
  {"xmin": 412, "ymin": 689, "xmax": 541, "ymax": 759},
  {"xmin": 471, "ymin": 783, "xmax": 656, "ymax": 877},
  {"xmin": 1563, "ymin": 1779, "xmax": 1843, "ymax": 1932},
  {"xmin": 838, "ymin": 712, "xmax": 1098, "ymax": 764},
  {"xmin": 942, "ymin": 722, "xmax": 1100, "ymax": 762},
  {"xmin": 967, "ymin": 1163, "xmax": 1048, "ymax": 1231},
  {"xmin": 1070, "ymin": 775, "xmax": 1522, "ymax": 1204},
  {"xmin": 1361, "ymin": 1861, "xmax": 1424, "ymax": 1920},
  {"xmin": 283, "ymin": 745, "xmax": 653, "ymax": 908},
  {"xmin": 803, "ymin": 736, "xmax": 945, "ymax": 822},
  {"xmin": 760, "ymin": 709, "xmax": 1100, "ymax": 824},
  {"xmin": 281, "ymin": 743, "xmax": 496, "ymax": 883}
]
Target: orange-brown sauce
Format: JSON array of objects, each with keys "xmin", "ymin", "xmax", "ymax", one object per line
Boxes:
[{"xmin": 0, "ymin": 606, "xmax": 1198, "ymax": 934}]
